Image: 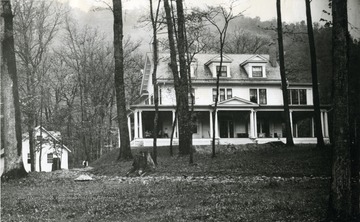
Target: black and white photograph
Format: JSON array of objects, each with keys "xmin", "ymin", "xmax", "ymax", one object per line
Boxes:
[{"xmin": 1, "ymin": 0, "xmax": 359, "ymax": 221}]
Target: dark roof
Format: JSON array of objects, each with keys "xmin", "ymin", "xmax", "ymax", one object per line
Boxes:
[{"xmin": 149, "ymin": 52, "xmax": 281, "ymax": 81}]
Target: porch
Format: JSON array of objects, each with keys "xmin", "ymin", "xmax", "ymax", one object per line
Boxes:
[{"xmin": 121, "ymin": 107, "xmax": 330, "ymax": 147}]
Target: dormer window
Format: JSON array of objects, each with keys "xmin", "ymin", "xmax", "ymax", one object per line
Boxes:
[
  {"xmin": 252, "ymin": 66, "xmax": 263, "ymax": 77},
  {"xmin": 240, "ymin": 55, "xmax": 268, "ymax": 78},
  {"xmin": 248, "ymin": 64, "xmax": 266, "ymax": 78},
  {"xmin": 216, "ymin": 66, "xmax": 227, "ymax": 77},
  {"xmin": 205, "ymin": 55, "xmax": 233, "ymax": 78}
]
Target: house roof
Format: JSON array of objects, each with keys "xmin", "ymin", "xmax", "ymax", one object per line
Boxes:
[
  {"xmin": 150, "ymin": 52, "xmax": 281, "ymax": 81},
  {"xmin": 22, "ymin": 126, "xmax": 71, "ymax": 153}
]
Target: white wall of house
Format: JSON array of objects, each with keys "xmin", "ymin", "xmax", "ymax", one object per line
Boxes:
[
  {"xmin": 22, "ymin": 139, "xmax": 70, "ymax": 172},
  {"xmin": 146, "ymin": 71, "xmax": 154, "ymax": 95},
  {"xmin": 266, "ymin": 86, "xmax": 285, "ymax": 105},
  {"xmin": 190, "ymin": 85, "xmax": 288, "ymax": 106},
  {"xmin": 159, "ymin": 85, "xmax": 176, "ymax": 105}
]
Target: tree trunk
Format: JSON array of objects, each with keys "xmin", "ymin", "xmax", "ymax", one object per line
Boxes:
[
  {"xmin": 163, "ymin": 0, "xmax": 191, "ymax": 156},
  {"xmin": 211, "ymin": 34, "xmax": 225, "ymax": 158},
  {"xmin": 175, "ymin": 0, "xmax": 192, "ymax": 156},
  {"xmin": 304, "ymin": 0, "xmax": 325, "ymax": 148},
  {"xmin": 150, "ymin": 0, "xmax": 161, "ymax": 165},
  {"xmin": 1, "ymin": 0, "xmax": 26, "ymax": 177},
  {"xmin": 113, "ymin": 0, "xmax": 132, "ymax": 160},
  {"xmin": 276, "ymin": 0, "xmax": 294, "ymax": 146},
  {"xmin": 27, "ymin": 124, "xmax": 35, "ymax": 171},
  {"xmin": 328, "ymin": 0, "xmax": 352, "ymax": 221},
  {"xmin": 349, "ymin": 40, "xmax": 360, "ymax": 220}
]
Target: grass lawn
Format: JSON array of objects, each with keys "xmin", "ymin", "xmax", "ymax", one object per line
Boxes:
[{"xmin": 1, "ymin": 144, "xmax": 332, "ymax": 221}]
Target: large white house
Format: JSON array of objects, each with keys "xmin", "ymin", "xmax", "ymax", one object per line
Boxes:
[
  {"xmin": 22, "ymin": 126, "xmax": 71, "ymax": 172},
  {"xmin": 124, "ymin": 52, "xmax": 330, "ymax": 147}
]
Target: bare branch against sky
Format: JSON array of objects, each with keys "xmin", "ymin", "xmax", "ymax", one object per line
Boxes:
[{"xmin": 57, "ymin": 0, "xmax": 359, "ymax": 39}]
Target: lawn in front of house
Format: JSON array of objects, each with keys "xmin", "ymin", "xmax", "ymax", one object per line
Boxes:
[{"xmin": 1, "ymin": 144, "xmax": 331, "ymax": 221}]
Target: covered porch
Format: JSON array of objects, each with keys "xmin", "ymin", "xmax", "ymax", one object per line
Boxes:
[{"xmin": 124, "ymin": 105, "xmax": 330, "ymax": 147}]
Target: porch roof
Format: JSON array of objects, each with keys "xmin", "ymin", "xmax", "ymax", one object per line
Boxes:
[{"xmin": 129, "ymin": 104, "xmax": 331, "ymax": 112}]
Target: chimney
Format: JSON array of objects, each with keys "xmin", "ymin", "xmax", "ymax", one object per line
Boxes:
[{"xmin": 268, "ymin": 42, "xmax": 277, "ymax": 67}]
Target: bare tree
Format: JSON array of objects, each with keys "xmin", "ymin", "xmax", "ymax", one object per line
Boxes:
[
  {"xmin": 224, "ymin": 28, "xmax": 271, "ymax": 54},
  {"xmin": 1, "ymin": 0, "xmax": 26, "ymax": 177},
  {"xmin": 57, "ymin": 18, "xmax": 121, "ymax": 161},
  {"xmin": 304, "ymin": 0, "xmax": 324, "ymax": 148},
  {"xmin": 328, "ymin": 0, "xmax": 354, "ymax": 220},
  {"xmin": 276, "ymin": 0, "xmax": 294, "ymax": 146},
  {"xmin": 113, "ymin": 0, "xmax": 132, "ymax": 160},
  {"xmin": 163, "ymin": 0, "xmax": 192, "ymax": 156},
  {"xmin": 149, "ymin": 0, "xmax": 161, "ymax": 165},
  {"xmin": 197, "ymin": 4, "xmax": 240, "ymax": 158},
  {"xmin": 13, "ymin": 0, "xmax": 64, "ymax": 171},
  {"xmin": 349, "ymin": 40, "xmax": 360, "ymax": 221}
]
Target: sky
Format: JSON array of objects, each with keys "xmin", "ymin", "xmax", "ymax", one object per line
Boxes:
[{"xmin": 58, "ymin": 0, "xmax": 359, "ymax": 39}]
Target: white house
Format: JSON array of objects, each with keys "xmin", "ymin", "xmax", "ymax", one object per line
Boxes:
[
  {"xmin": 122, "ymin": 52, "xmax": 330, "ymax": 147},
  {"xmin": 22, "ymin": 126, "xmax": 71, "ymax": 172}
]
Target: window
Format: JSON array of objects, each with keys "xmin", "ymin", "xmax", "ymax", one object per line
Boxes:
[
  {"xmin": 250, "ymin": 89, "xmax": 267, "ymax": 104},
  {"xmin": 250, "ymin": 89, "xmax": 257, "ymax": 103},
  {"xmin": 227, "ymin": 89, "xmax": 232, "ymax": 99},
  {"xmin": 188, "ymin": 88, "xmax": 195, "ymax": 105},
  {"xmin": 27, "ymin": 153, "xmax": 31, "ymax": 164},
  {"xmin": 213, "ymin": 88, "xmax": 233, "ymax": 102},
  {"xmin": 288, "ymin": 89, "xmax": 307, "ymax": 105},
  {"xmin": 291, "ymin": 89, "xmax": 299, "ymax": 104},
  {"xmin": 259, "ymin": 89, "xmax": 267, "ymax": 104},
  {"xmin": 47, "ymin": 153, "xmax": 53, "ymax": 163},
  {"xmin": 220, "ymin": 89, "xmax": 225, "ymax": 101},
  {"xmin": 216, "ymin": 66, "xmax": 227, "ymax": 77},
  {"xmin": 299, "ymin": 89, "xmax": 307, "ymax": 104},
  {"xmin": 252, "ymin": 66, "xmax": 263, "ymax": 77}
]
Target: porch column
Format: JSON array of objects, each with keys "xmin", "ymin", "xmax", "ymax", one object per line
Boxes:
[
  {"xmin": 215, "ymin": 110, "xmax": 219, "ymax": 138},
  {"xmin": 324, "ymin": 111, "xmax": 329, "ymax": 138},
  {"xmin": 172, "ymin": 110, "xmax": 178, "ymax": 138},
  {"xmin": 289, "ymin": 110, "xmax": 294, "ymax": 136},
  {"xmin": 134, "ymin": 111, "xmax": 139, "ymax": 139},
  {"xmin": 250, "ymin": 110, "xmax": 254, "ymax": 138},
  {"xmin": 139, "ymin": 111, "xmax": 143, "ymax": 138},
  {"xmin": 311, "ymin": 117, "xmax": 315, "ymax": 137},
  {"xmin": 127, "ymin": 116, "xmax": 132, "ymax": 141},
  {"xmin": 320, "ymin": 111, "xmax": 325, "ymax": 136},
  {"xmin": 254, "ymin": 111, "xmax": 258, "ymax": 138},
  {"xmin": 209, "ymin": 110, "xmax": 213, "ymax": 138}
]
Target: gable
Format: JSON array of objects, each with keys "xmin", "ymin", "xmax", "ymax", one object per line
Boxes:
[
  {"xmin": 22, "ymin": 126, "xmax": 71, "ymax": 153},
  {"xmin": 204, "ymin": 54, "xmax": 233, "ymax": 66},
  {"xmin": 240, "ymin": 55, "xmax": 268, "ymax": 66},
  {"xmin": 215, "ymin": 96, "xmax": 259, "ymax": 107}
]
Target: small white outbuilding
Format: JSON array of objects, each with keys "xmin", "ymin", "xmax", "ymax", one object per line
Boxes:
[{"xmin": 22, "ymin": 126, "xmax": 71, "ymax": 172}]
